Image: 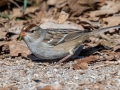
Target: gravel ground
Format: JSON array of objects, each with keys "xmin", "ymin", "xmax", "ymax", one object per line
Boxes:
[{"xmin": 0, "ymin": 57, "xmax": 120, "ymax": 90}]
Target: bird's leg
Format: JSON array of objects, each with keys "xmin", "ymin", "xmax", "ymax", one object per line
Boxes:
[
  {"xmin": 56, "ymin": 45, "xmax": 84, "ymax": 64},
  {"xmin": 56, "ymin": 49, "xmax": 74, "ymax": 64}
]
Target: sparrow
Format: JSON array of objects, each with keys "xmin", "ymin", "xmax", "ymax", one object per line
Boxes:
[{"xmin": 19, "ymin": 24, "xmax": 120, "ymax": 63}]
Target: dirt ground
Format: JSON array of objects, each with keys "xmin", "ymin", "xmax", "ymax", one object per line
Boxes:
[{"xmin": 0, "ymin": 57, "xmax": 120, "ymax": 90}]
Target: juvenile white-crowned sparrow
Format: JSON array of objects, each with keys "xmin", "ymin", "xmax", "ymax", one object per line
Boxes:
[{"xmin": 19, "ymin": 24, "xmax": 120, "ymax": 63}]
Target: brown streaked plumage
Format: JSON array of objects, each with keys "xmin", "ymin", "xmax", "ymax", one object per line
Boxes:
[{"xmin": 22, "ymin": 24, "xmax": 37, "ymax": 32}]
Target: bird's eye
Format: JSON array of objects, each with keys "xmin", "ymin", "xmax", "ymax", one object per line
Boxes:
[{"xmin": 30, "ymin": 30, "xmax": 35, "ymax": 33}]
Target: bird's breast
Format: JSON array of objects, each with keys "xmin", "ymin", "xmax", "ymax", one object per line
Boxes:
[{"xmin": 28, "ymin": 42, "xmax": 69, "ymax": 60}]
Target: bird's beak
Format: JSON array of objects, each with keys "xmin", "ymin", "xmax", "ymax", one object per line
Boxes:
[{"xmin": 18, "ymin": 31, "xmax": 26, "ymax": 41}]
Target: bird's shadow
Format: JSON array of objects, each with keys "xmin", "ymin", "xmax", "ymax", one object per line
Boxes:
[{"xmin": 27, "ymin": 54, "xmax": 59, "ymax": 63}]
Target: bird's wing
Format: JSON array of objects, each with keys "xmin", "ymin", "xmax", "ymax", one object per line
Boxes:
[{"xmin": 42, "ymin": 28, "xmax": 91, "ymax": 45}]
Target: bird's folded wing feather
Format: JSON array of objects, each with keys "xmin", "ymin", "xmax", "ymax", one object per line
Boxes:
[{"xmin": 42, "ymin": 29, "xmax": 91, "ymax": 45}]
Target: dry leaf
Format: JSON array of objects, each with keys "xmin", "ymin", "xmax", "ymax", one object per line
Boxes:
[
  {"xmin": 79, "ymin": 62, "xmax": 88, "ymax": 70},
  {"xmin": 9, "ymin": 41, "xmax": 31, "ymax": 57},
  {"xmin": 57, "ymin": 11, "xmax": 69, "ymax": 24},
  {"xmin": 73, "ymin": 56, "xmax": 98, "ymax": 70},
  {"xmin": 55, "ymin": 0, "xmax": 67, "ymax": 8},
  {"xmin": 67, "ymin": 0, "xmax": 102, "ymax": 16},
  {"xmin": 11, "ymin": 7, "xmax": 40, "ymax": 18},
  {"xmin": 79, "ymin": 16, "xmax": 101, "ymax": 27},
  {"xmin": 0, "ymin": 86, "xmax": 18, "ymax": 90},
  {"xmin": 101, "ymin": 16, "xmax": 120, "ymax": 27},
  {"xmin": 37, "ymin": 84, "xmax": 62, "ymax": 90},
  {"xmin": 113, "ymin": 46, "xmax": 120, "ymax": 51},
  {"xmin": 0, "ymin": 31, "xmax": 6, "ymax": 40},
  {"xmin": 40, "ymin": 21, "xmax": 84, "ymax": 30},
  {"xmin": 88, "ymin": 1, "xmax": 120, "ymax": 20},
  {"xmin": 0, "ymin": 40, "xmax": 31, "ymax": 57},
  {"xmin": 47, "ymin": 0, "xmax": 58, "ymax": 5}
]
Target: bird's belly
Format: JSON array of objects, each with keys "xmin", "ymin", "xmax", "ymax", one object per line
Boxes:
[{"xmin": 29, "ymin": 45, "xmax": 69, "ymax": 60}]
